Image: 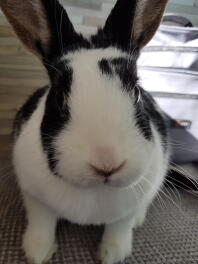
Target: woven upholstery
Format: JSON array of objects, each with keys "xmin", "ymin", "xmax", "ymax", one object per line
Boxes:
[{"xmin": 0, "ymin": 160, "xmax": 198, "ymax": 264}]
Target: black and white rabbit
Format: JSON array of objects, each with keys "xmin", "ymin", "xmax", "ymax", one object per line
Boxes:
[{"xmin": 1, "ymin": 0, "xmax": 169, "ymax": 263}]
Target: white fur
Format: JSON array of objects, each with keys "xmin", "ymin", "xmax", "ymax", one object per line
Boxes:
[
  {"xmin": 13, "ymin": 48, "xmax": 169, "ymax": 264},
  {"xmin": 99, "ymin": 215, "xmax": 134, "ymax": 264}
]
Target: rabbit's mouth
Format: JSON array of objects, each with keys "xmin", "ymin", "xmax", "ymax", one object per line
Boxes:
[{"xmin": 62, "ymin": 174, "xmax": 138, "ymax": 190}]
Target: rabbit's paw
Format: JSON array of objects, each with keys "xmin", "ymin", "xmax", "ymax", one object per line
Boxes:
[
  {"xmin": 99, "ymin": 235, "xmax": 132, "ymax": 264},
  {"xmin": 23, "ymin": 228, "xmax": 57, "ymax": 264}
]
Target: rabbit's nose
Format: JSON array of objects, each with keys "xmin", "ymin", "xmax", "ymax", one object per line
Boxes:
[
  {"xmin": 89, "ymin": 146, "xmax": 126, "ymax": 179},
  {"xmin": 89, "ymin": 161, "xmax": 126, "ymax": 179}
]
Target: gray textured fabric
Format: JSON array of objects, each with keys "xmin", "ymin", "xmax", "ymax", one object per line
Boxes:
[{"xmin": 0, "ymin": 161, "xmax": 198, "ymax": 264}]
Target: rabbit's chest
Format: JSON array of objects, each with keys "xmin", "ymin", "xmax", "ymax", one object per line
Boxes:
[{"xmin": 51, "ymin": 185, "xmax": 140, "ymax": 225}]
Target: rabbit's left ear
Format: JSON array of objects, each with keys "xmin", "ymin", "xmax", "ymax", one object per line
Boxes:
[
  {"xmin": 103, "ymin": 0, "xmax": 168, "ymax": 50},
  {"xmin": 0, "ymin": 0, "xmax": 82, "ymax": 60}
]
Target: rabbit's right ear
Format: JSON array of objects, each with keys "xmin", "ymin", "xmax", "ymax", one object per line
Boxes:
[
  {"xmin": 0, "ymin": 0, "xmax": 81, "ymax": 60},
  {"xmin": 102, "ymin": 0, "xmax": 168, "ymax": 51}
]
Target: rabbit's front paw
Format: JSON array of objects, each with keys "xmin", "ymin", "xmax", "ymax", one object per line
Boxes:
[
  {"xmin": 99, "ymin": 235, "xmax": 132, "ymax": 264},
  {"xmin": 23, "ymin": 227, "xmax": 57, "ymax": 264}
]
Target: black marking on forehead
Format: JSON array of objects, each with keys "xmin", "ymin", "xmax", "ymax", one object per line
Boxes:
[
  {"xmin": 41, "ymin": 61, "xmax": 73, "ymax": 176},
  {"xmin": 111, "ymin": 57, "xmax": 138, "ymax": 88},
  {"xmin": 98, "ymin": 56, "xmax": 138, "ymax": 92},
  {"xmin": 99, "ymin": 59, "xmax": 113, "ymax": 75}
]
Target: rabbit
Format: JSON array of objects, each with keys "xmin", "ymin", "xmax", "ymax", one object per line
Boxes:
[{"xmin": 1, "ymin": 0, "xmax": 169, "ymax": 263}]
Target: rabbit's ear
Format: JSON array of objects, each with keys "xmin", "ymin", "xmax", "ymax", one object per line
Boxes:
[
  {"xmin": 103, "ymin": 0, "xmax": 168, "ymax": 50},
  {"xmin": 0, "ymin": 0, "xmax": 80, "ymax": 60}
]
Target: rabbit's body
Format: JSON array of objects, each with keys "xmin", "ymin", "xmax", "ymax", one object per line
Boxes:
[{"xmin": 1, "ymin": 0, "xmax": 169, "ymax": 263}]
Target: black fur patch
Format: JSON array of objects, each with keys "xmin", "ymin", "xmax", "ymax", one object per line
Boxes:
[
  {"xmin": 41, "ymin": 0, "xmax": 91, "ymax": 61},
  {"xmin": 98, "ymin": 59, "xmax": 113, "ymax": 75},
  {"xmin": 110, "ymin": 57, "xmax": 138, "ymax": 90},
  {"xmin": 136, "ymin": 87, "xmax": 168, "ymax": 146},
  {"xmin": 91, "ymin": 29, "xmax": 114, "ymax": 50},
  {"xmin": 134, "ymin": 97, "xmax": 153, "ymax": 141},
  {"xmin": 13, "ymin": 86, "xmax": 48, "ymax": 139},
  {"xmin": 98, "ymin": 57, "xmax": 138, "ymax": 92},
  {"xmin": 41, "ymin": 62, "xmax": 73, "ymax": 175},
  {"xmin": 91, "ymin": 0, "xmax": 138, "ymax": 52}
]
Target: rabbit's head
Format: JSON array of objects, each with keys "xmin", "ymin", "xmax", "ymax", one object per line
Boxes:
[{"xmin": 1, "ymin": 0, "xmax": 168, "ymax": 188}]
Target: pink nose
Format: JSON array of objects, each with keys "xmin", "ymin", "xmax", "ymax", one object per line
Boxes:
[{"xmin": 89, "ymin": 161, "xmax": 126, "ymax": 178}]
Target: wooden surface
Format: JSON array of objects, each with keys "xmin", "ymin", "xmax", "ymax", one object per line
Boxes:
[{"xmin": 0, "ymin": 15, "xmax": 48, "ymax": 136}]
